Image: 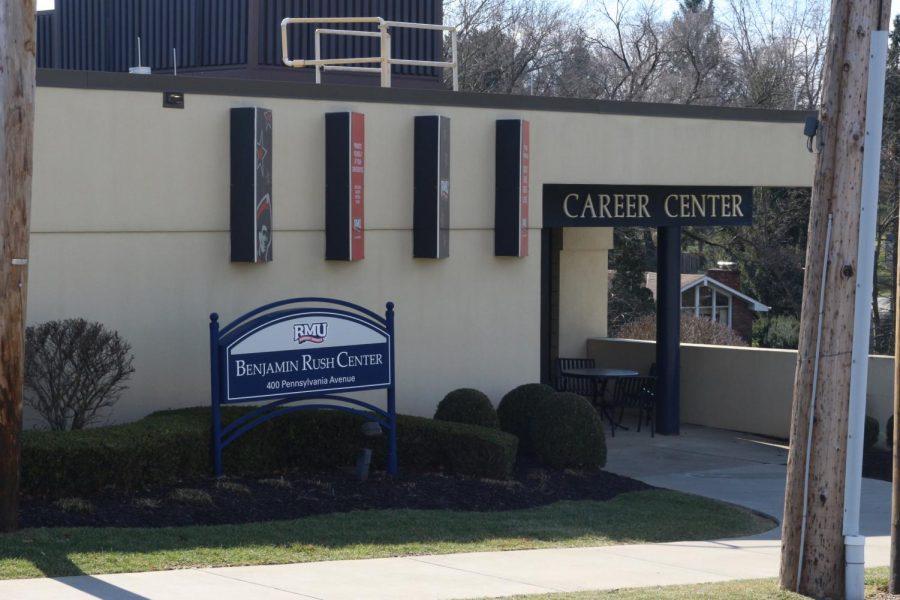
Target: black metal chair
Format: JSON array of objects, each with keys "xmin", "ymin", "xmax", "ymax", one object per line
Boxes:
[
  {"xmin": 554, "ymin": 357, "xmax": 596, "ymax": 397},
  {"xmin": 610, "ymin": 376, "xmax": 657, "ymax": 437}
]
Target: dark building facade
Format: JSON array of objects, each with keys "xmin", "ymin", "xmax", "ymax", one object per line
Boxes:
[{"xmin": 36, "ymin": 0, "xmax": 443, "ymax": 87}]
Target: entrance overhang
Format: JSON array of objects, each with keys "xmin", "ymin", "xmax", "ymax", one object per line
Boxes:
[{"xmin": 542, "ymin": 184, "xmax": 757, "ymax": 435}]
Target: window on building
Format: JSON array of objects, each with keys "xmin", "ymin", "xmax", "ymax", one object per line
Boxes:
[{"xmin": 680, "ymin": 284, "xmax": 733, "ymax": 327}]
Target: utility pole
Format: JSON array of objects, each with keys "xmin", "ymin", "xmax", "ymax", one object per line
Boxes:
[
  {"xmin": 0, "ymin": 0, "xmax": 37, "ymax": 533},
  {"xmin": 780, "ymin": 0, "xmax": 891, "ymax": 597}
]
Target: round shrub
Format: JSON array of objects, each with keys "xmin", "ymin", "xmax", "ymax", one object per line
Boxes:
[
  {"xmin": 529, "ymin": 392, "xmax": 606, "ymax": 469},
  {"xmin": 497, "ymin": 383, "xmax": 555, "ymax": 452},
  {"xmin": 434, "ymin": 388, "xmax": 499, "ymax": 429}
]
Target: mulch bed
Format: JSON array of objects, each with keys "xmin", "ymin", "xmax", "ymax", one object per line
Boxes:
[{"xmin": 19, "ymin": 460, "xmax": 652, "ymax": 529}]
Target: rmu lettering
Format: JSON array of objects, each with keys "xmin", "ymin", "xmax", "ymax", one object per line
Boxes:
[
  {"xmin": 294, "ymin": 322, "xmax": 327, "ymax": 344},
  {"xmin": 563, "ymin": 193, "xmax": 651, "ymax": 219}
]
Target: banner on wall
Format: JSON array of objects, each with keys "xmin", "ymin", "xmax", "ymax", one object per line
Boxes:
[
  {"xmin": 495, "ymin": 119, "xmax": 530, "ymax": 257},
  {"xmin": 326, "ymin": 112, "xmax": 366, "ymax": 261},
  {"xmin": 230, "ymin": 107, "xmax": 273, "ymax": 263},
  {"xmin": 414, "ymin": 116, "xmax": 451, "ymax": 259}
]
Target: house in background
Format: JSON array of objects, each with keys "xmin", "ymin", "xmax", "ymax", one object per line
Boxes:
[{"xmin": 644, "ymin": 268, "xmax": 770, "ymax": 340}]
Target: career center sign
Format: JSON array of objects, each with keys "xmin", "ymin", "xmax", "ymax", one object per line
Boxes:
[
  {"xmin": 542, "ymin": 184, "xmax": 753, "ymax": 227},
  {"xmin": 224, "ymin": 310, "xmax": 391, "ymax": 402}
]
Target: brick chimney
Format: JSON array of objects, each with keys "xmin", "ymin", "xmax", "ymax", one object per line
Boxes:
[
  {"xmin": 706, "ymin": 268, "xmax": 740, "ymax": 291},
  {"xmin": 707, "ymin": 266, "xmax": 753, "ymax": 341}
]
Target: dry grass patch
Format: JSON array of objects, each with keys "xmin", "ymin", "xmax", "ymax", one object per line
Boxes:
[
  {"xmin": 258, "ymin": 477, "xmax": 292, "ymax": 489},
  {"xmin": 215, "ymin": 480, "xmax": 251, "ymax": 495},
  {"xmin": 52, "ymin": 498, "xmax": 94, "ymax": 514},
  {"xmin": 168, "ymin": 488, "xmax": 214, "ymax": 506}
]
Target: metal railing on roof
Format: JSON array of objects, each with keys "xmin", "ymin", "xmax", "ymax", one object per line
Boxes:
[{"xmin": 280, "ymin": 16, "xmax": 458, "ymax": 91}]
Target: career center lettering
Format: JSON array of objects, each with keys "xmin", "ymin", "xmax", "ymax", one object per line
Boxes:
[
  {"xmin": 562, "ymin": 192, "xmax": 744, "ymax": 221},
  {"xmin": 544, "ymin": 185, "xmax": 753, "ymax": 228}
]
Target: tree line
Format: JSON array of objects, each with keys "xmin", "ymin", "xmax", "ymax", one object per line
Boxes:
[{"xmin": 444, "ymin": 0, "xmax": 900, "ymax": 352}]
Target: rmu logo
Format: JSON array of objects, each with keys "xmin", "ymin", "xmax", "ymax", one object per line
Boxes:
[{"xmin": 293, "ymin": 322, "xmax": 327, "ymax": 344}]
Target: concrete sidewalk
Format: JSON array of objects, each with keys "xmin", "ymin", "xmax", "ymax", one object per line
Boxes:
[
  {"xmin": 0, "ymin": 425, "xmax": 891, "ymax": 599},
  {"xmin": 0, "ymin": 537, "xmax": 889, "ymax": 600}
]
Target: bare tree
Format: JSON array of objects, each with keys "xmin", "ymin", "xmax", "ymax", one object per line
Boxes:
[
  {"xmin": 582, "ymin": 0, "xmax": 667, "ymax": 101},
  {"xmin": 444, "ymin": 0, "xmax": 574, "ymax": 94},
  {"xmin": 724, "ymin": 0, "xmax": 828, "ymax": 109}
]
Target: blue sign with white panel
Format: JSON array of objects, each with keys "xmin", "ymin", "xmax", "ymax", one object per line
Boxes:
[
  {"xmin": 210, "ymin": 298, "xmax": 397, "ymax": 477},
  {"xmin": 225, "ymin": 311, "xmax": 391, "ymax": 401}
]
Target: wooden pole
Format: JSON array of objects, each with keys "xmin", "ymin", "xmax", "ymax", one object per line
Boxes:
[
  {"xmin": 779, "ymin": 0, "xmax": 891, "ymax": 596},
  {"xmin": 0, "ymin": 0, "xmax": 37, "ymax": 533}
]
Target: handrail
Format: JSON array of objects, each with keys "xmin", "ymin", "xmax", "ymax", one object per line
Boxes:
[{"xmin": 281, "ymin": 16, "xmax": 459, "ymax": 91}]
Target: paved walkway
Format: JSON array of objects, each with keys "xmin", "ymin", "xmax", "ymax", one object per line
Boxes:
[
  {"xmin": 0, "ymin": 425, "xmax": 892, "ymax": 599},
  {"xmin": 604, "ymin": 424, "xmax": 892, "ymax": 540}
]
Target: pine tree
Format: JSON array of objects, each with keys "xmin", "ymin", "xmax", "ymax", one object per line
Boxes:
[
  {"xmin": 679, "ymin": 0, "xmax": 707, "ymax": 14},
  {"xmin": 608, "ymin": 229, "xmax": 656, "ymax": 334}
]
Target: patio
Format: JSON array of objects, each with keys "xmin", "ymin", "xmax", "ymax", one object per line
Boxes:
[{"xmin": 604, "ymin": 423, "xmax": 892, "ymax": 540}]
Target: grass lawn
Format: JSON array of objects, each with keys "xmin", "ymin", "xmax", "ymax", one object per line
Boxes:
[
  {"xmin": 0, "ymin": 489, "xmax": 773, "ymax": 580},
  {"xmin": 488, "ymin": 567, "xmax": 893, "ymax": 599}
]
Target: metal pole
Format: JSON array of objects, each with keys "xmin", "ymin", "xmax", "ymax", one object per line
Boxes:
[
  {"xmin": 451, "ymin": 29, "xmax": 459, "ymax": 91},
  {"xmin": 893, "ymin": 210, "xmax": 900, "ymax": 592},
  {"xmin": 209, "ymin": 313, "xmax": 223, "ymax": 477},
  {"xmin": 315, "ymin": 30, "xmax": 322, "ymax": 84},
  {"xmin": 842, "ymin": 29, "xmax": 888, "ymax": 600},
  {"xmin": 655, "ymin": 226, "xmax": 681, "ymax": 435},
  {"xmin": 386, "ymin": 302, "xmax": 398, "ymax": 476},
  {"xmin": 380, "ymin": 27, "xmax": 392, "ymax": 88}
]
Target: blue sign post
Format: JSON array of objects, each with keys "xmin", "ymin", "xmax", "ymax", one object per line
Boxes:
[{"xmin": 209, "ymin": 298, "xmax": 397, "ymax": 477}]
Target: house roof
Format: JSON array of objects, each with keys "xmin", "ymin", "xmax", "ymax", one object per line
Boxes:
[{"xmin": 643, "ymin": 272, "xmax": 770, "ymax": 312}]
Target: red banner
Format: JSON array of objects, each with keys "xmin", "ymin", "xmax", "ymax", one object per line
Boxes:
[
  {"xmin": 519, "ymin": 120, "xmax": 530, "ymax": 257},
  {"xmin": 350, "ymin": 112, "xmax": 365, "ymax": 261}
]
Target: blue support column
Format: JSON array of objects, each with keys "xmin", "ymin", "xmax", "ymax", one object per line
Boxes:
[
  {"xmin": 386, "ymin": 302, "xmax": 398, "ymax": 476},
  {"xmin": 656, "ymin": 226, "xmax": 681, "ymax": 435},
  {"xmin": 209, "ymin": 313, "xmax": 223, "ymax": 476}
]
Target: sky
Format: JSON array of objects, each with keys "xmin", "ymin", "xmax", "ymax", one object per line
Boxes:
[
  {"xmin": 34, "ymin": 0, "xmax": 900, "ymax": 21},
  {"xmin": 569, "ymin": 0, "xmax": 900, "ymax": 20}
]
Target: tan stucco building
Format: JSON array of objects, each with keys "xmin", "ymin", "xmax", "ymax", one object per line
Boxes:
[{"xmin": 25, "ymin": 71, "xmax": 814, "ymax": 425}]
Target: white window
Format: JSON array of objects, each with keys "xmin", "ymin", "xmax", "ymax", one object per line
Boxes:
[{"xmin": 679, "ymin": 283, "xmax": 733, "ymax": 327}]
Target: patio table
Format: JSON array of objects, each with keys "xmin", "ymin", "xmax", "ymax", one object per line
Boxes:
[{"xmin": 560, "ymin": 367, "xmax": 640, "ymax": 430}]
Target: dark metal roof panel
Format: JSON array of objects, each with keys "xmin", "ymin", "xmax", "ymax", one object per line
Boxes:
[
  {"xmin": 36, "ymin": 11, "xmax": 55, "ymax": 69},
  {"xmin": 259, "ymin": 0, "xmax": 441, "ymax": 77},
  {"xmin": 200, "ymin": 0, "xmax": 247, "ymax": 67}
]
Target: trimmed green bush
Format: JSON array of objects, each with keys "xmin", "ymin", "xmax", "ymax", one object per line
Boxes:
[
  {"xmin": 497, "ymin": 383, "xmax": 555, "ymax": 453},
  {"xmin": 22, "ymin": 407, "xmax": 518, "ymax": 499},
  {"xmin": 433, "ymin": 388, "xmax": 499, "ymax": 429},
  {"xmin": 865, "ymin": 415, "xmax": 879, "ymax": 451},
  {"xmin": 528, "ymin": 392, "xmax": 606, "ymax": 469}
]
